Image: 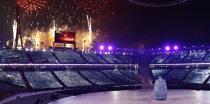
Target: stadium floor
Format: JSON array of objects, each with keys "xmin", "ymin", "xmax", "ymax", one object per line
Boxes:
[{"xmin": 49, "ymin": 89, "xmax": 210, "ymax": 104}]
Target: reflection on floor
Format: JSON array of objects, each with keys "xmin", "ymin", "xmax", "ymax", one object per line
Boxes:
[{"xmin": 49, "ymin": 89, "xmax": 210, "ymax": 104}]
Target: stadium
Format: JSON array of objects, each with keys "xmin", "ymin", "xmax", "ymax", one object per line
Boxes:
[
  {"xmin": 0, "ymin": 46, "xmax": 210, "ymax": 104},
  {"xmin": 0, "ymin": 0, "xmax": 210, "ymax": 104}
]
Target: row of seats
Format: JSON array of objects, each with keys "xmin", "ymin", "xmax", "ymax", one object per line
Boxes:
[
  {"xmin": 151, "ymin": 68, "xmax": 210, "ymax": 85},
  {"xmin": 0, "ymin": 69, "xmax": 25, "ymax": 87},
  {"xmin": 151, "ymin": 50, "xmax": 210, "ymax": 64},
  {"xmin": 116, "ymin": 54, "xmax": 137, "ymax": 64},
  {"xmin": 0, "ymin": 50, "xmax": 29, "ymax": 63},
  {"xmin": 27, "ymin": 51, "xmax": 58, "ymax": 63},
  {"xmin": 54, "ymin": 70, "xmax": 91, "ymax": 87},
  {"xmin": 81, "ymin": 53, "xmax": 107, "ymax": 64},
  {"xmin": 150, "ymin": 49, "xmax": 210, "ymax": 89},
  {"xmin": 0, "ymin": 49, "xmax": 136, "ymax": 64},
  {"xmin": 24, "ymin": 71, "xmax": 63, "ymax": 89},
  {"xmin": 54, "ymin": 51, "xmax": 87, "ymax": 64},
  {"xmin": 100, "ymin": 54, "xmax": 124, "ymax": 64},
  {"xmin": 79, "ymin": 69, "xmax": 115, "ymax": 85},
  {"xmin": 0, "ymin": 67, "xmax": 141, "ymax": 90}
]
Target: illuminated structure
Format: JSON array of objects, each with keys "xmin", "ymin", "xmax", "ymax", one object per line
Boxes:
[
  {"xmin": 14, "ymin": 0, "xmax": 47, "ymax": 50},
  {"xmin": 53, "ymin": 31, "xmax": 76, "ymax": 49},
  {"xmin": 15, "ymin": 4, "xmax": 23, "ymax": 50},
  {"xmin": 13, "ymin": 1, "xmax": 97, "ymax": 51}
]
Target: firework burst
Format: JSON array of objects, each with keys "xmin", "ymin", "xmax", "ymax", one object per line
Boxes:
[
  {"xmin": 17, "ymin": 0, "xmax": 47, "ymax": 13},
  {"xmin": 75, "ymin": 0, "xmax": 113, "ymax": 17}
]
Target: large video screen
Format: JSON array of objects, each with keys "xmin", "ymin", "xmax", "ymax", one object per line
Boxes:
[{"xmin": 54, "ymin": 31, "xmax": 76, "ymax": 43}]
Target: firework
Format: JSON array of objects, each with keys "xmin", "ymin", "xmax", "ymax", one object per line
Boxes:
[
  {"xmin": 1, "ymin": 0, "xmax": 114, "ymax": 50},
  {"xmin": 87, "ymin": 15, "xmax": 92, "ymax": 45},
  {"xmin": 17, "ymin": 0, "xmax": 47, "ymax": 13},
  {"xmin": 47, "ymin": 0, "xmax": 113, "ymax": 28},
  {"xmin": 75, "ymin": 0, "xmax": 113, "ymax": 16},
  {"xmin": 13, "ymin": 20, "xmax": 17, "ymax": 48}
]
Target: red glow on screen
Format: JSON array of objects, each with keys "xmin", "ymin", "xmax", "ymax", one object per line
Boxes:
[{"xmin": 55, "ymin": 31, "xmax": 76, "ymax": 43}]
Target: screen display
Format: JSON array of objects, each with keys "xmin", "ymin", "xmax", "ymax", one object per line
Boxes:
[{"xmin": 54, "ymin": 31, "xmax": 76, "ymax": 43}]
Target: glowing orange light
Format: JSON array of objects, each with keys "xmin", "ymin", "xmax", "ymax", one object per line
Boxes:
[{"xmin": 59, "ymin": 37, "xmax": 74, "ymax": 42}]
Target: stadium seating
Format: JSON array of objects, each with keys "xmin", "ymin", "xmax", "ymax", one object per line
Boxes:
[
  {"xmin": 101, "ymin": 68, "xmax": 139, "ymax": 85},
  {"xmin": 0, "ymin": 69, "xmax": 25, "ymax": 87},
  {"xmin": 24, "ymin": 71, "xmax": 63, "ymax": 89},
  {"xmin": 0, "ymin": 48, "xmax": 141, "ymax": 102},
  {"xmin": 151, "ymin": 53, "xmax": 168, "ymax": 64},
  {"xmin": 151, "ymin": 50, "xmax": 208, "ymax": 64},
  {"xmin": 183, "ymin": 69, "xmax": 210, "ymax": 84},
  {"xmin": 81, "ymin": 53, "xmax": 107, "ymax": 64},
  {"xmin": 151, "ymin": 69, "xmax": 170, "ymax": 80},
  {"xmin": 203, "ymin": 52, "xmax": 210, "ymax": 62},
  {"xmin": 79, "ymin": 69, "xmax": 115, "ymax": 85},
  {"xmin": 100, "ymin": 54, "xmax": 124, "ymax": 64},
  {"xmin": 0, "ymin": 50, "xmax": 29, "ymax": 63},
  {"xmin": 0, "ymin": 49, "xmax": 136, "ymax": 64},
  {"xmin": 150, "ymin": 49, "xmax": 210, "ymax": 88},
  {"xmin": 164, "ymin": 69, "xmax": 190, "ymax": 84},
  {"xmin": 42, "ymin": 51, "xmax": 59, "ymax": 63},
  {"xmin": 0, "ymin": 67, "xmax": 140, "ymax": 90},
  {"xmin": 54, "ymin": 70, "xmax": 91, "ymax": 87},
  {"xmin": 183, "ymin": 51, "xmax": 206, "ymax": 63},
  {"xmin": 54, "ymin": 50, "xmax": 87, "ymax": 64},
  {"xmin": 164, "ymin": 52, "xmax": 188, "ymax": 63},
  {"xmin": 119, "ymin": 68, "xmax": 141, "ymax": 82},
  {"xmin": 27, "ymin": 51, "xmax": 58, "ymax": 63},
  {"xmin": 115, "ymin": 54, "xmax": 137, "ymax": 64}
]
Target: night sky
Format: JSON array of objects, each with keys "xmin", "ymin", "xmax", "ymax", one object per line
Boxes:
[{"xmin": 0, "ymin": 0, "xmax": 210, "ymax": 48}]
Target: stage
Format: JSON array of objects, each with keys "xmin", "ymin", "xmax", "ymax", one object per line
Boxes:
[{"xmin": 49, "ymin": 89, "xmax": 210, "ymax": 104}]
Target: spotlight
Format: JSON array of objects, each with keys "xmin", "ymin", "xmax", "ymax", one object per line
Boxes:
[
  {"xmin": 30, "ymin": 48, "xmax": 33, "ymax": 51},
  {"xmin": 42, "ymin": 49, "xmax": 46, "ymax": 52},
  {"xmin": 174, "ymin": 45, "xmax": 179, "ymax": 50},
  {"xmin": 108, "ymin": 46, "xmax": 113, "ymax": 51},
  {"xmin": 99, "ymin": 45, "xmax": 105, "ymax": 50},
  {"xmin": 165, "ymin": 46, "xmax": 170, "ymax": 51},
  {"xmin": 25, "ymin": 48, "xmax": 29, "ymax": 51}
]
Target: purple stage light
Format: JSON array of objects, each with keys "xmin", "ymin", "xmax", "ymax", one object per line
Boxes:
[
  {"xmin": 165, "ymin": 46, "xmax": 170, "ymax": 51},
  {"xmin": 99, "ymin": 45, "xmax": 105, "ymax": 50},
  {"xmin": 174, "ymin": 45, "xmax": 179, "ymax": 50},
  {"xmin": 108, "ymin": 46, "xmax": 113, "ymax": 51}
]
